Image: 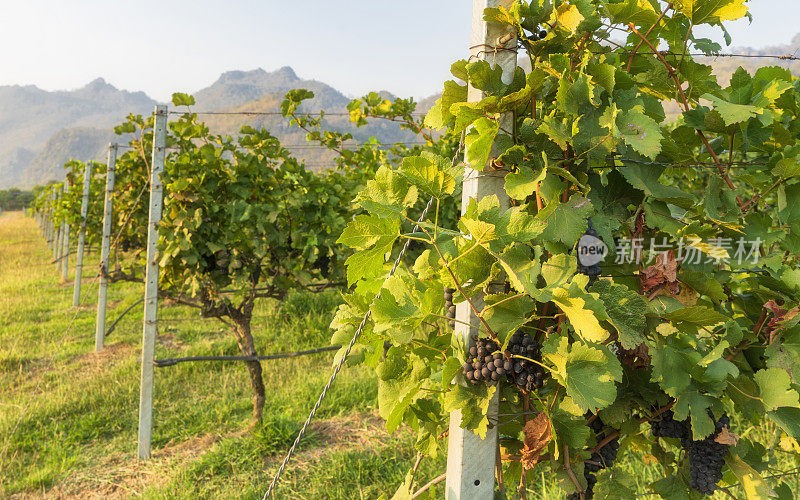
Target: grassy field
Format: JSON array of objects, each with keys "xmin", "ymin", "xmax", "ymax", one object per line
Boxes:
[{"xmin": 1, "ymin": 210, "xmax": 797, "ymax": 499}]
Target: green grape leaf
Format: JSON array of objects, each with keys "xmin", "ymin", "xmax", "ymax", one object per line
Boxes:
[
  {"xmin": 424, "ymin": 80, "xmax": 468, "ymax": 130},
  {"xmin": 494, "ymin": 244, "xmax": 545, "ymax": 300},
  {"xmin": 605, "ymin": 0, "xmax": 660, "ymax": 24},
  {"xmin": 702, "ymin": 94, "xmax": 761, "ymax": 126},
  {"xmin": 673, "ymin": 390, "xmax": 716, "ymax": 439},
  {"xmin": 465, "ymin": 117, "xmax": 499, "ymax": 170},
  {"xmin": 615, "ymin": 109, "xmax": 663, "ymax": 159},
  {"xmin": 505, "ymin": 164, "xmax": 546, "ymax": 200},
  {"xmin": 400, "ymin": 153, "xmax": 457, "ymax": 198},
  {"xmin": 651, "ymin": 344, "xmax": 695, "ymax": 396},
  {"xmin": 344, "ymin": 237, "xmax": 394, "ymax": 285},
  {"xmin": 467, "ymin": 60, "xmax": 507, "ymax": 96},
  {"xmin": 542, "ymin": 254, "xmax": 577, "ymax": 288},
  {"xmin": 337, "ymin": 215, "xmax": 400, "ymax": 250},
  {"xmin": 556, "ymin": 73, "xmax": 594, "ymax": 115},
  {"xmin": 618, "ymin": 163, "xmax": 693, "ymax": 208},
  {"xmin": 772, "ymin": 158, "xmax": 800, "ymax": 179},
  {"xmin": 662, "ymin": 306, "xmax": 730, "ymax": 326},
  {"xmin": 590, "ymin": 280, "xmax": 648, "ymax": 349},
  {"xmin": 755, "ymin": 368, "xmax": 800, "ymax": 411},
  {"xmin": 482, "ymin": 293, "xmax": 536, "ymax": 346},
  {"xmin": 546, "ymin": 338, "xmax": 622, "ymax": 412},
  {"xmin": 536, "ymin": 195, "xmax": 594, "ymax": 246},
  {"xmin": 551, "ymin": 408, "xmax": 593, "ymax": 452},
  {"xmin": 538, "ymin": 115, "xmax": 572, "ymax": 150},
  {"xmin": 768, "ymin": 407, "xmax": 800, "ymax": 441},
  {"xmin": 552, "ymin": 275, "xmax": 610, "ymax": 343}
]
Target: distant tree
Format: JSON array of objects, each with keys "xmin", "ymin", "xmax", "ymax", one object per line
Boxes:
[{"xmin": 0, "ymin": 188, "xmax": 35, "ymax": 211}]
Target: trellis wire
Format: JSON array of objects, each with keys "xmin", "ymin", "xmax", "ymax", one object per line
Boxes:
[
  {"xmin": 153, "ymin": 345, "xmax": 341, "ymax": 367},
  {"xmin": 262, "ymin": 132, "xmax": 465, "ymax": 499},
  {"xmin": 168, "ymin": 110, "xmax": 426, "ymax": 117}
]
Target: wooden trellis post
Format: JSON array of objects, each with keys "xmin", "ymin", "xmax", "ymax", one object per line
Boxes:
[
  {"xmin": 96, "ymin": 143, "xmax": 117, "ymax": 352},
  {"xmin": 138, "ymin": 106, "xmax": 167, "ymax": 460},
  {"xmin": 73, "ymin": 161, "xmax": 93, "ymax": 306},
  {"xmin": 445, "ymin": 1, "xmax": 516, "ymax": 498}
]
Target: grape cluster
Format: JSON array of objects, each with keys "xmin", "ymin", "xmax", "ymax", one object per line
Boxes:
[
  {"xmin": 462, "ymin": 337, "xmax": 506, "ymax": 383},
  {"xmin": 688, "ymin": 415, "xmax": 730, "ymax": 495},
  {"xmin": 506, "ymin": 330, "xmax": 545, "ymax": 391},
  {"xmin": 649, "ymin": 409, "xmax": 730, "ymax": 495},
  {"xmin": 650, "ymin": 409, "xmax": 690, "ymax": 441},
  {"xmin": 568, "ymin": 415, "xmax": 620, "ymax": 500},
  {"xmin": 444, "ymin": 287, "xmax": 456, "ymax": 329},
  {"xmin": 576, "ymin": 221, "xmax": 602, "ymax": 285},
  {"xmin": 525, "ymin": 27, "xmax": 548, "ymax": 41}
]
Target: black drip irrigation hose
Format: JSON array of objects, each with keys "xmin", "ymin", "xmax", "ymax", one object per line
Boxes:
[
  {"xmin": 105, "ymin": 297, "xmax": 144, "ymax": 337},
  {"xmin": 153, "ymin": 345, "xmax": 342, "ymax": 367}
]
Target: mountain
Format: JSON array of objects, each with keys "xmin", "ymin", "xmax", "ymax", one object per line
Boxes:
[
  {"xmin": 23, "ymin": 128, "xmax": 113, "ymax": 186},
  {"xmin": 193, "ymin": 70, "xmax": 436, "ymax": 171},
  {"xmin": 0, "ymin": 78, "xmax": 156, "ymax": 188},
  {"xmin": 2, "ymin": 68, "xmax": 436, "ymax": 187},
  {"xmin": 6, "ymin": 35, "xmax": 800, "ymax": 188},
  {"xmin": 0, "ymin": 148, "xmax": 35, "ymax": 189},
  {"xmin": 193, "ymin": 66, "xmax": 350, "ymax": 111}
]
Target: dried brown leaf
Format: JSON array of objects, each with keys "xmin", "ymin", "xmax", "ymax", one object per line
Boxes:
[
  {"xmin": 642, "ymin": 250, "xmax": 681, "ymax": 299},
  {"xmin": 715, "ymin": 426, "xmax": 739, "ymax": 446},
  {"xmin": 521, "ymin": 412, "xmax": 552, "ymax": 470}
]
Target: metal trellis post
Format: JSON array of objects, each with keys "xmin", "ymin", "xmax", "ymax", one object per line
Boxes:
[
  {"xmin": 73, "ymin": 162, "xmax": 93, "ymax": 306},
  {"xmin": 96, "ymin": 144, "xmax": 117, "ymax": 352},
  {"xmin": 137, "ymin": 106, "xmax": 167, "ymax": 460},
  {"xmin": 445, "ymin": 1, "xmax": 516, "ymax": 498}
]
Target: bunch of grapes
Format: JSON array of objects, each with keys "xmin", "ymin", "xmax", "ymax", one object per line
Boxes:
[
  {"xmin": 649, "ymin": 409, "xmax": 731, "ymax": 495},
  {"xmin": 444, "ymin": 287, "xmax": 456, "ymax": 329},
  {"xmin": 688, "ymin": 415, "xmax": 730, "ymax": 495},
  {"xmin": 576, "ymin": 221, "xmax": 602, "ymax": 284},
  {"xmin": 525, "ymin": 27, "xmax": 548, "ymax": 41},
  {"xmin": 462, "ymin": 337, "xmax": 506, "ymax": 384},
  {"xmin": 650, "ymin": 409, "xmax": 690, "ymax": 441},
  {"xmin": 506, "ymin": 329, "xmax": 545, "ymax": 391}
]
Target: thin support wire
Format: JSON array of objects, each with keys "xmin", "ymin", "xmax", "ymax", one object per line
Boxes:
[
  {"xmin": 168, "ymin": 110, "xmax": 425, "ymax": 117},
  {"xmin": 153, "ymin": 345, "xmax": 341, "ymax": 367}
]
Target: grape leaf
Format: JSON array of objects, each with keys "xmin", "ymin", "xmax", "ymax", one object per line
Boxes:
[
  {"xmin": 337, "ymin": 215, "xmax": 400, "ymax": 250},
  {"xmin": 546, "ymin": 338, "xmax": 622, "ymax": 412},
  {"xmin": 755, "ymin": 368, "xmax": 800, "ymax": 411},
  {"xmin": 400, "ymin": 153, "xmax": 456, "ymax": 198},
  {"xmin": 536, "ymin": 195, "xmax": 594, "ymax": 246},
  {"xmin": 552, "ymin": 275, "xmax": 610, "ymax": 343},
  {"xmin": 702, "ymin": 94, "xmax": 760, "ymax": 126},
  {"xmin": 590, "ymin": 280, "xmax": 648, "ymax": 349},
  {"xmin": 556, "ymin": 73, "xmax": 594, "ymax": 115},
  {"xmin": 465, "ymin": 117, "xmax": 499, "ymax": 170},
  {"xmin": 615, "ymin": 109, "xmax": 663, "ymax": 159}
]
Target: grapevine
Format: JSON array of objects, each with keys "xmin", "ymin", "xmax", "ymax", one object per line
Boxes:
[{"xmin": 329, "ymin": 0, "xmax": 800, "ymax": 497}]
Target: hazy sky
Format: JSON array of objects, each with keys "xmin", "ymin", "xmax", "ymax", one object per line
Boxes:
[{"xmin": 0, "ymin": 0, "xmax": 797, "ymax": 102}]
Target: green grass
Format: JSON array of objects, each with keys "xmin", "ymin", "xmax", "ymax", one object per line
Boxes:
[
  {"xmin": 1, "ymin": 211, "xmax": 798, "ymax": 499},
  {"xmin": 0, "ymin": 211, "xmax": 437, "ymax": 499}
]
